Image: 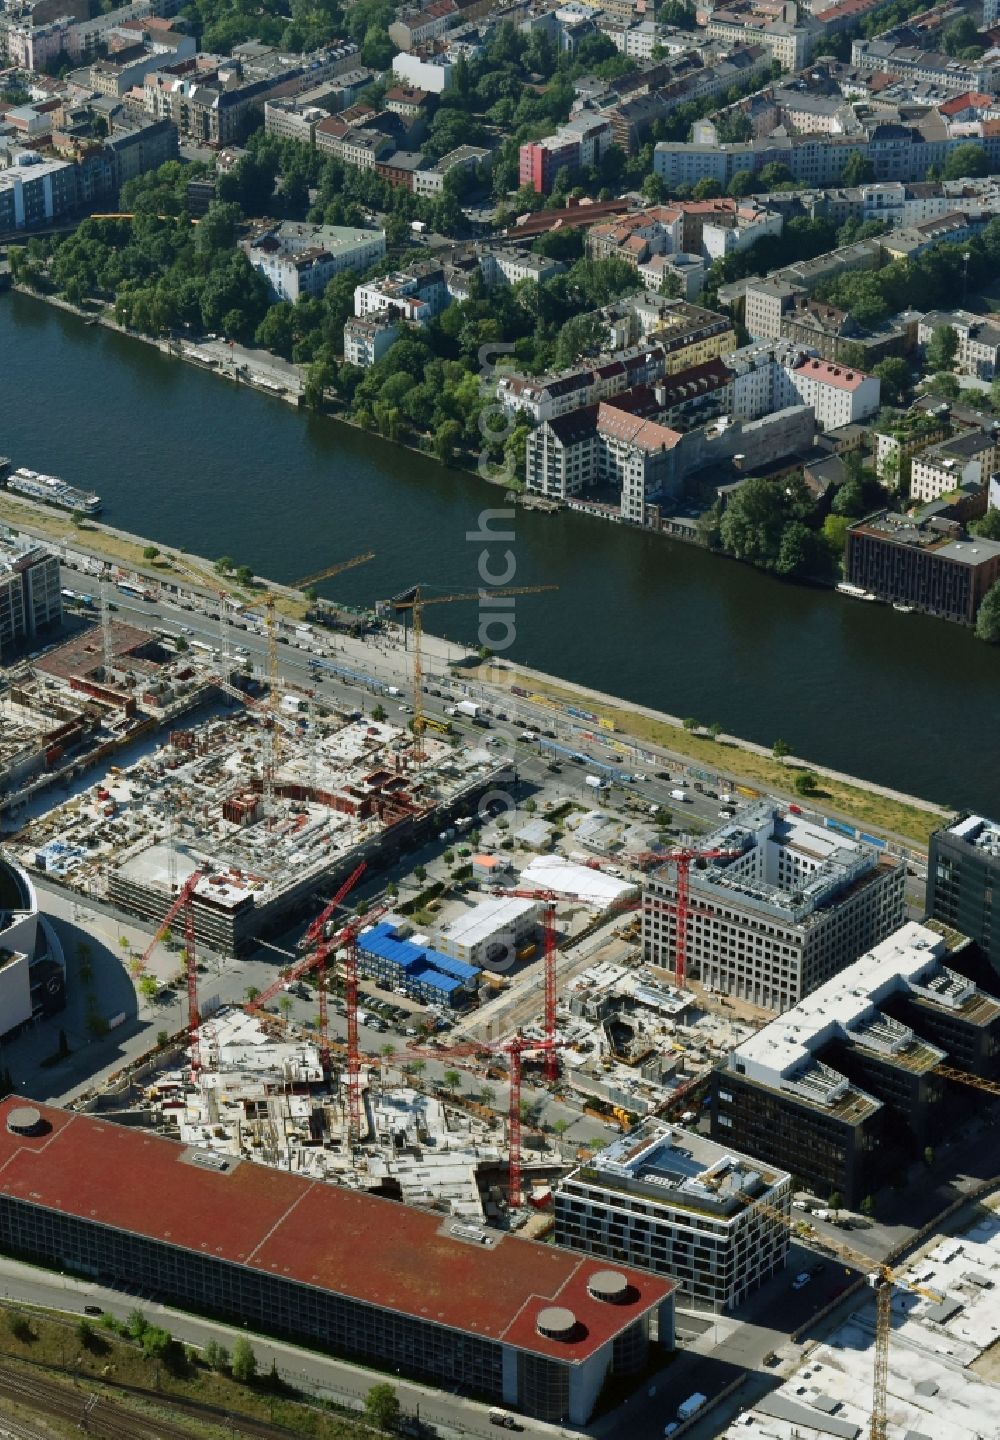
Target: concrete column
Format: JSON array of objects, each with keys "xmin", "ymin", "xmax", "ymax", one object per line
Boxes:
[{"xmin": 568, "ymin": 1342, "xmax": 612, "ymax": 1426}]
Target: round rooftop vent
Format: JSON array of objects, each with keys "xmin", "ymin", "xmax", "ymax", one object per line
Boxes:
[
  {"xmin": 7, "ymin": 1106, "xmax": 44, "ymax": 1137},
  {"xmin": 588, "ymin": 1270, "xmax": 631, "ymax": 1304},
  {"xmin": 536, "ymin": 1306, "xmax": 578, "ymax": 1341}
]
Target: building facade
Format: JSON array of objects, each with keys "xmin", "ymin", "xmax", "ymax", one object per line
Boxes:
[
  {"xmin": 928, "ymin": 814, "xmax": 1000, "ymax": 981},
  {"xmin": 714, "ymin": 920, "xmax": 1000, "ymax": 1205},
  {"xmin": 0, "ymin": 1099, "xmax": 673, "ymax": 1425},
  {"xmin": 555, "ymin": 1121, "xmax": 791, "ymax": 1313},
  {"xmin": 0, "ymin": 536, "xmax": 61, "ymax": 653},
  {"xmin": 643, "ymin": 805, "xmax": 906, "ymax": 1010},
  {"xmin": 846, "ymin": 511, "xmax": 1000, "ymax": 624}
]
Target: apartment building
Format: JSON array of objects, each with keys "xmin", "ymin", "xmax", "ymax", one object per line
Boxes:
[
  {"xmin": 411, "ymin": 143, "xmax": 489, "ymax": 197},
  {"xmin": 244, "ymin": 222, "xmax": 385, "ymax": 301},
  {"xmin": 909, "ymin": 429, "xmax": 1000, "ymax": 503},
  {"xmin": 703, "ymin": 11, "xmax": 812, "ymax": 70},
  {"xmin": 497, "ymin": 346, "xmax": 667, "ymax": 424},
  {"xmin": 0, "ymin": 536, "xmax": 62, "ymax": 656},
  {"xmin": 929, "ymin": 814, "xmax": 1000, "ymax": 981},
  {"xmin": 714, "ymin": 920, "xmax": 1000, "ymax": 1204},
  {"xmin": 477, "ymin": 247, "xmax": 563, "ymax": 288},
  {"xmin": 343, "ymin": 314, "xmax": 400, "ymax": 368},
  {"xmin": 142, "ymin": 63, "xmax": 271, "ymax": 145},
  {"xmin": 650, "ymin": 300, "xmax": 737, "ymax": 374},
  {"xmin": 643, "ymin": 804, "xmax": 906, "ymax": 1010},
  {"xmin": 0, "ymin": 150, "xmax": 76, "ymax": 231},
  {"xmin": 554, "ymin": 1121, "xmax": 791, "ymax": 1314},
  {"xmin": 518, "ymin": 115, "xmax": 613, "ymax": 193},
  {"xmin": 846, "ymin": 511, "xmax": 1000, "ymax": 623},
  {"xmin": 524, "ymin": 401, "xmax": 682, "ymax": 521},
  {"xmin": 851, "ymin": 38, "xmax": 1000, "ymax": 95},
  {"xmin": 354, "ymin": 264, "xmax": 449, "ymax": 324},
  {"xmin": 782, "ymin": 354, "xmax": 880, "ymax": 430},
  {"xmin": 918, "ymin": 309, "xmax": 1000, "ymax": 380}
]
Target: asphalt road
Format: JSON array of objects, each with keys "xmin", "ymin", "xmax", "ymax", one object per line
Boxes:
[{"xmin": 0, "ymin": 1255, "xmax": 569, "ymax": 1440}]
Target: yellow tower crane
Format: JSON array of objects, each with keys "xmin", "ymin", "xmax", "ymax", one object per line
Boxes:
[
  {"xmin": 742, "ymin": 1196, "xmax": 942, "ymax": 1440},
  {"xmin": 260, "ymin": 552, "xmax": 375, "ymax": 812},
  {"xmin": 391, "ymin": 585, "xmax": 558, "ymax": 759}
]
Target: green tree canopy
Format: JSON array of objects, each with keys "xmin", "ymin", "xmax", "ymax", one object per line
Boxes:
[{"xmin": 976, "ymin": 579, "xmax": 1000, "ymax": 642}]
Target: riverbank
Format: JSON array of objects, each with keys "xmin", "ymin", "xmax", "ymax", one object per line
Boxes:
[
  {"xmin": 476, "ymin": 659, "xmax": 946, "ymax": 848},
  {"xmin": 2, "ymin": 488, "xmax": 947, "ymax": 847}
]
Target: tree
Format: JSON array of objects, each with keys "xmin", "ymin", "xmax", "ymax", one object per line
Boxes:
[
  {"xmin": 872, "ymin": 357, "xmax": 911, "ymax": 408},
  {"xmin": 943, "ymin": 143, "xmax": 988, "ymax": 180},
  {"xmin": 971, "ymin": 508, "xmax": 1000, "ymax": 540},
  {"xmin": 976, "ymin": 579, "xmax": 1000, "ymax": 642},
  {"xmin": 143, "ymin": 545, "xmax": 161, "ymax": 562},
  {"xmin": 7, "ymin": 1312, "xmax": 31, "ymax": 1341},
  {"xmin": 371, "ymin": 703, "xmax": 387, "ymax": 722},
  {"xmin": 828, "ymin": 1190, "xmax": 842, "ymax": 1211},
  {"xmin": 279, "ymin": 995, "xmax": 292, "ymax": 1017},
  {"xmin": 926, "ymin": 324, "xmax": 958, "ymax": 371},
  {"xmin": 245, "ymin": 985, "xmax": 261, "ymax": 1002},
  {"xmin": 157, "ymin": 1029, "xmax": 169, "ymax": 1048},
  {"xmin": 77, "ymin": 1317, "xmax": 96, "ymax": 1347},
  {"xmin": 414, "ymin": 865, "xmax": 427, "ymax": 883},
  {"xmin": 553, "ymin": 1117, "xmax": 570, "ymax": 1138},
  {"xmin": 142, "ymin": 1325, "xmax": 173, "ymax": 1361},
  {"xmin": 204, "ymin": 1339, "xmax": 230, "ymax": 1371},
  {"xmin": 126, "ymin": 1308, "xmax": 148, "ymax": 1340},
  {"xmin": 692, "ymin": 177, "xmax": 722, "ymax": 199},
  {"xmin": 943, "ymin": 15, "xmax": 982, "ymax": 55},
  {"xmin": 139, "ymin": 975, "xmax": 159, "ymax": 1001},
  {"xmin": 234, "ymin": 565, "xmax": 254, "ymax": 587},
  {"xmin": 841, "ymin": 151, "xmax": 875, "ymax": 186},
  {"xmin": 215, "ymin": 556, "xmax": 234, "ymax": 574},
  {"xmin": 442, "ymin": 1068, "xmax": 461, "ymax": 1094},
  {"xmin": 231, "ymin": 1335, "xmax": 257, "ymax": 1383},
  {"xmin": 923, "ymin": 1145, "xmax": 934, "ymax": 1167},
  {"xmin": 861, "ymin": 1194, "xmax": 875, "ymax": 1217},
  {"xmin": 794, "ymin": 771, "xmax": 818, "ymax": 796},
  {"xmin": 682, "ymin": 716, "xmax": 698, "ymax": 730},
  {"xmin": 773, "ymin": 738, "xmax": 791, "ymax": 758},
  {"xmin": 929, "ymin": 372, "xmax": 960, "ymax": 399},
  {"xmin": 365, "ymin": 1382, "xmax": 401, "ymax": 1431}
]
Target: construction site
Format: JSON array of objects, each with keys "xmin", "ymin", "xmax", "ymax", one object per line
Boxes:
[
  {"xmin": 9, "ymin": 702, "xmax": 506, "ymax": 954},
  {"xmin": 724, "ymin": 1202, "xmax": 1000, "ymax": 1440}
]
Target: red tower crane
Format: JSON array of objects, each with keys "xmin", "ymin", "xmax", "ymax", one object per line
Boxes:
[
  {"xmin": 632, "ymin": 848, "xmax": 742, "ymax": 987},
  {"xmin": 137, "ymin": 866, "xmax": 206, "ymax": 1072},
  {"xmin": 495, "ymin": 888, "xmax": 576, "ymax": 1081},
  {"xmin": 376, "ymin": 1032, "xmax": 563, "ymax": 1208}
]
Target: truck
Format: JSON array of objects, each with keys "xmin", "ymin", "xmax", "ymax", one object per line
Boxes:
[
  {"xmin": 455, "ymin": 700, "xmax": 481, "ymax": 719},
  {"xmin": 585, "ymin": 774, "xmax": 607, "ymax": 789},
  {"xmin": 677, "ymin": 1393, "xmax": 707, "ymax": 1422},
  {"xmin": 670, "ymin": 788, "xmax": 691, "ymax": 802}
]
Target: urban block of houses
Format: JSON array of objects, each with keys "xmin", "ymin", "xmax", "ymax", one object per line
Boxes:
[{"xmin": 244, "ymin": 221, "xmax": 386, "ymax": 301}]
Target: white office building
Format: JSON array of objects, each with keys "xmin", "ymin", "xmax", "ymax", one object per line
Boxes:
[
  {"xmin": 642, "ymin": 804, "xmax": 906, "ymax": 1011},
  {"xmin": 554, "ymin": 1119, "xmax": 791, "ymax": 1313}
]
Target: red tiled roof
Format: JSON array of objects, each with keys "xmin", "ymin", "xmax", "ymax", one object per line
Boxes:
[
  {"xmin": 792, "ymin": 357, "xmax": 869, "ymax": 391},
  {"xmin": 940, "ymin": 90, "xmax": 992, "ymax": 115},
  {"xmin": 0, "ymin": 1101, "xmax": 671, "ymax": 1361}
]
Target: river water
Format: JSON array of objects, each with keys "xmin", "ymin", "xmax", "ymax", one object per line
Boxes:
[{"xmin": 2, "ymin": 291, "xmax": 996, "ymax": 811}]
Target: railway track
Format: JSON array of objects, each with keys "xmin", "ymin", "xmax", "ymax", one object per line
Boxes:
[{"xmin": 0, "ymin": 1361, "xmax": 233, "ymax": 1440}]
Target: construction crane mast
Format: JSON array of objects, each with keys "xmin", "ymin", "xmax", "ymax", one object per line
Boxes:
[
  {"xmin": 136, "ymin": 866, "xmax": 206, "ymax": 1072},
  {"xmin": 380, "ymin": 1032, "xmax": 563, "ymax": 1207},
  {"xmin": 391, "ymin": 585, "xmax": 557, "ymax": 759},
  {"xmin": 633, "ymin": 847, "xmax": 742, "ymax": 987},
  {"xmin": 261, "ymin": 552, "xmax": 374, "ymax": 817}
]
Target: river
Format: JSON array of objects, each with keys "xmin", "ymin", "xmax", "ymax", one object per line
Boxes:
[{"xmin": 2, "ymin": 291, "xmax": 997, "ymax": 812}]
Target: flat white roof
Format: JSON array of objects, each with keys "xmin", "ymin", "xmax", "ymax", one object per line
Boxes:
[
  {"xmin": 519, "ymin": 855, "xmax": 637, "ymax": 907},
  {"xmin": 439, "ymin": 896, "xmax": 539, "ymax": 947},
  {"xmin": 731, "ymin": 921, "xmax": 958, "ymax": 1079}
]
